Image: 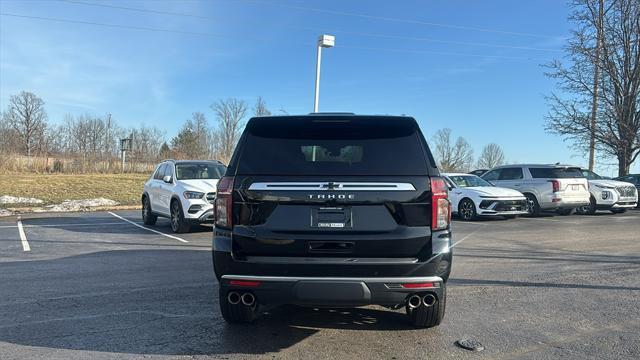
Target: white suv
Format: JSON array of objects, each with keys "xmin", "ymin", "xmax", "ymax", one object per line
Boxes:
[
  {"xmin": 142, "ymin": 160, "xmax": 227, "ymax": 233},
  {"xmin": 577, "ymin": 169, "xmax": 638, "ymax": 214}
]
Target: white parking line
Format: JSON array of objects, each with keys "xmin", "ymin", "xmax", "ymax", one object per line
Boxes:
[
  {"xmin": 16, "ymin": 217, "xmax": 30, "ymax": 252},
  {"xmin": 108, "ymin": 212, "xmax": 188, "ymax": 243},
  {"xmin": 425, "ymin": 227, "xmax": 484, "ymax": 263},
  {"xmin": 452, "ymin": 220, "xmax": 488, "ymax": 226}
]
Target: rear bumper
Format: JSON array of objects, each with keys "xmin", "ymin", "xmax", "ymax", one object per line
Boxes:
[{"xmin": 219, "ymin": 274, "xmax": 444, "ymax": 307}]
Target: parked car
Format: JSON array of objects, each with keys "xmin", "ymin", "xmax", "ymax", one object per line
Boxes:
[
  {"xmin": 443, "ymin": 173, "xmax": 527, "ymax": 220},
  {"xmin": 577, "ymin": 170, "xmax": 638, "ymax": 214},
  {"xmin": 468, "ymin": 169, "xmax": 489, "ymax": 177},
  {"xmin": 213, "ymin": 114, "xmax": 451, "ymax": 328},
  {"xmin": 142, "ymin": 160, "xmax": 227, "ymax": 233},
  {"xmin": 613, "ymin": 174, "xmax": 640, "ymax": 208},
  {"xmin": 481, "ymin": 164, "xmax": 590, "ymax": 216}
]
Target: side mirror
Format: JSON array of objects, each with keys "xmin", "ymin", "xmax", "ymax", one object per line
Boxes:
[{"xmin": 162, "ymin": 175, "xmax": 173, "ymax": 183}]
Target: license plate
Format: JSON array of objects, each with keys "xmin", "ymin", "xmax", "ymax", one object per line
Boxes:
[
  {"xmin": 571, "ymin": 185, "xmax": 580, "ymax": 191},
  {"xmin": 311, "ymin": 207, "xmax": 352, "ymax": 228}
]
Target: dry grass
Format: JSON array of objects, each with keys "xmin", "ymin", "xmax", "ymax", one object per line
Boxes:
[{"xmin": 0, "ymin": 173, "xmax": 149, "ymax": 206}]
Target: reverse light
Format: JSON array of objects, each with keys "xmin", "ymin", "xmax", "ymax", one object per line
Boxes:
[
  {"xmin": 431, "ymin": 177, "xmax": 451, "ymax": 231},
  {"xmin": 183, "ymin": 191, "xmax": 204, "ymax": 199},
  {"xmin": 214, "ymin": 176, "xmax": 234, "ymax": 228}
]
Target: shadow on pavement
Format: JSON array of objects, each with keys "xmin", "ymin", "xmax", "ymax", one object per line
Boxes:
[{"xmin": 0, "ymin": 249, "xmax": 425, "ymax": 357}]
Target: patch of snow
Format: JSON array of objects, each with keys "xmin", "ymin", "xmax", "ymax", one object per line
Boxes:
[
  {"xmin": 0, "ymin": 208, "xmax": 12, "ymax": 217},
  {"xmin": 0, "ymin": 195, "xmax": 44, "ymax": 204},
  {"xmin": 45, "ymin": 198, "xmax": 119, "ymax": 212}
]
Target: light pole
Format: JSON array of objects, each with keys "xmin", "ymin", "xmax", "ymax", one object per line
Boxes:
[{"xmin": 314, "ymin": 34, "xmax": 335, "ymax": 113}]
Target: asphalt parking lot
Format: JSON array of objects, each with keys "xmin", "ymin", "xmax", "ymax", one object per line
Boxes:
[{"xmin": 1, "ymin": 210, "xmax": 639, "ymax": 359}]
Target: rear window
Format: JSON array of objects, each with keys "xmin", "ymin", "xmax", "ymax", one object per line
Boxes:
[
  {"xmin": 236, "ymin": 116, "xmax": 430, "ymax": 176},
  {"xmin": 529, "ymin": 167, "xmax": 583, "ymax": 179}
]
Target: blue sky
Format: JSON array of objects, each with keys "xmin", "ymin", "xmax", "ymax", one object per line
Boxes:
[{"xmin": 1, "ymin": 0, "xmax": 635, "ymax": 175}]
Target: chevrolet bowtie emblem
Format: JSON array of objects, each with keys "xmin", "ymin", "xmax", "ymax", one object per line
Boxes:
[{"xmin": 323, "ymin": 182, "xmax": 340, "ymax": 190}]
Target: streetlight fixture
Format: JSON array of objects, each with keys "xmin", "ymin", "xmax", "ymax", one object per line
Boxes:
[{"xmin": 314, "ymin": 34, "xmax": 335, "ymax": 113}]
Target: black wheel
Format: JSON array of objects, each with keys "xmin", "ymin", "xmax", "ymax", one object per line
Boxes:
[
  {"xmin": 576, "ymin": 196, "xmax": 596, "ymax": 215},
  {"xmin": 219, "ymin": 288, "xmax": 259, "ymax": 324},
  {"xmin": 524, "ymin": 194, "xmax": 540, "ymax": 216},
  {"xmin": 142, "ymin": 196, "xmax": 157, "ymax": 225},
  {"xmin": 458, "ymin": 198, "xmax": 477, "ymax": 221},
  {"xmin": 406, "ymin": 287, "xmax": 446, "ymax": 328},
  {"xmin": 556, "ymin": 208, "xmax": 574, "ymax": 216},
  {"xmin": 170, "ymin": 200, "xmax": 191, "ymax": 233},
  {"xmin": 610, "ymin": 208, "xmax": 627, "ymax": 214}
]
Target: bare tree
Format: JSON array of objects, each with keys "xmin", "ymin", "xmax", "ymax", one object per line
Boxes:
[
  {"xmin": 253, "ymin": 96, "xmax": 272, "ymax": 117},
  {"xmin": 4, "ymin": 91, "xmax": 48, "ymax": 156},
  {"xmin": 545, "ymin": 0, "xmax": 640, "ymax": 176},
  {"xmin": 477, "ymin": 143, "xmax": 506, "ymax": 169},
  {"xmin": 432, "ymin": 128, "xmax": 474, "ymax": 172},
  {"xmin": 211, "ymin": 98, "xmax": 248, "ymax": 163}
]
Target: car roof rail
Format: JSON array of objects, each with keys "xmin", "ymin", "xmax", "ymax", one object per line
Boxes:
[{"xmin": 162, "ymin": 159, "xmax": 176, "ymax": 163}]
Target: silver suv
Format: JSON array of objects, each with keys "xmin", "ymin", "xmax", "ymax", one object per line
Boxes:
[{"xmin": 481, "ymin": 164, "xmax": 590, "ymax": 216}]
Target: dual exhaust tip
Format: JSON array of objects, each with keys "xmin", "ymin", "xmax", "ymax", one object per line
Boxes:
[
  {"xmin": 227, "ymin": 291, "xmax": 256, "ymax": 307},
  {"xmin": 407, "ymin": 293, "xmax": 436, "ymax": 309}
]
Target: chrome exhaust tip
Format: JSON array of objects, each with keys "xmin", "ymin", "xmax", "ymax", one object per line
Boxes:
[
  {"xmin": 241, "ymin": 292, "xmax": 256, "ymax": 307},
  {"xmin": 227, "ymin": 291, "xmax": 240, "ymax": 305},
  {"xmin": 422, "ymin": 293, "xmax": 436, "ymax": 307},
  {"xmin": 407, "ymin": 294, "xmax": 422, "ymax": 309}
]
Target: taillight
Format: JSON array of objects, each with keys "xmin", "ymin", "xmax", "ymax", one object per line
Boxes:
[
  {"xmin": 431, "ymin": 177, "xmax": 451, "ymax": 231},
  {"xmin": 214, "ymin": 176, "xmax": 234, "ymax": 228},
  {"xmin": 550, "ymin": 180, "xmax": 560, "ymax": 193}
]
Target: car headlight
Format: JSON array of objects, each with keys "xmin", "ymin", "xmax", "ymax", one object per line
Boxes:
[{"xmin": 183, "ymin": 191, "xmax": 205, "ymax": 199}]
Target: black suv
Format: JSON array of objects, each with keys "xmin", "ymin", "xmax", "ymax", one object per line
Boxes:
[{"xmin": 212, "ymin": 114, "xmax": 452, "ymax": 328}]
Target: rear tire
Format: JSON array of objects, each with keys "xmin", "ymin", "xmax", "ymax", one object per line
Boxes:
[
  {"xmin": 556, "ymin": 208, "xmax": 574, "ymax": 216},
  {"xmin": 458, "ymin": 198, "xmax": 477, "ymax": 221},
  {"xmin": 576, "ymin": 196, "xmax": 596, "ymax": 215},
  {"xmin": 142, "ymin": 196, "xmax": 157, "ymax": 225},
  {"xmin": 170, "ymin": 200, "xmax": 191, "ymax": 233},
  {"xmin": 524, "ymin": 194, "xmax": 540, "ymax": 217},
  {"xmin": 219, "ymin": 288, "xmax": 259, "ymax": 324},
  {"xmin": 406, "ymin": 287, "xmax": 446, "ymax": 328},
  {"xmin": 610, "ymin": 208, "xmax": 627, "ymax": 214}
]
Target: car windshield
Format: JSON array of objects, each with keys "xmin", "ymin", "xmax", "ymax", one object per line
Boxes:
[
  {"xmin": 175, "ymin": 163, "xmax": 225, "ymax": 180},
  {"xmin": 448, "ymin": 175, "xmax": 493, "ymax": 188},
  {"xmin": 581, "ymin": 170, "xmax": 602, "ymax": 180}
]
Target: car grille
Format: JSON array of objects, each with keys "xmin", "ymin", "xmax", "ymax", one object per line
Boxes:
[
  {"xmin": 479, "ymin": 199, "xmax": 527, "ymax": 211},
  {"xmin": 616, "ymin": 186, "xmax": 637, "ymax": 198},
  {"xmin": 206, "ymin": 192, "xmax": 216, "ymax": 203}
]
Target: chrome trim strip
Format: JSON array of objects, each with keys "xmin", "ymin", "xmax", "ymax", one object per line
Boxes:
[
  {"xmin": 222, "ymin": 275, "xmax": 443, "ymax": 283},
  {"xmin": 248, "ymin": 182, "xmax": 416, "ymax": 191}
]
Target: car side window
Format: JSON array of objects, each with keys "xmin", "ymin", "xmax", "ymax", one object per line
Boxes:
[
  {"xmin": 482, "ymin": 169, "xmax": 501, "ymax": 181},
  {"xmin": 499, "ymin": 167, "xmax": 523, "ymax": 180},
  {"xmin": 153, "ymin": 164, "xmax": 166, "ymax": 180}
]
